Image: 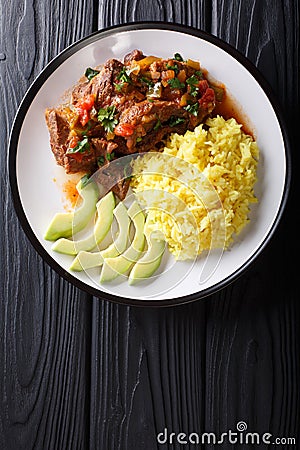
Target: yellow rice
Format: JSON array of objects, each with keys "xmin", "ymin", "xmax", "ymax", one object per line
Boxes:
[{"xmin": 131, "ymin": 116, "xmax": 259, "ymax": 260}]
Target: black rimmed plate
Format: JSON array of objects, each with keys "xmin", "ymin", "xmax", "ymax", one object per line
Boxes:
[{"xmin": 9, "ymin": 22, "xmax": 291, "ymax": 306}]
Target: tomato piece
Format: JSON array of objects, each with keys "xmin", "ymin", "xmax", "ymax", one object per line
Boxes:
[
  {"xmin": 199, "ymin": 88, "xmax": 215, "ymax": 109},
  {"xmin": 69, "ymin": 136, "xmax": 79, "ymax": 148},
  {"xmin": 78, "ymin": 108, "xmax": 89, "ymax": 126},
  {"xmin": 77, "ymin": 94, "xmax": 95, "ymax": 110},
  {"xmin": 198, "ymin": 79, "xmax": 209, "ymax": 95},
  {"xmin": 114, "ymin": 123, "xmax": 135, "ymax": 137},
  {"xmin": 69, "ymin": 152, "xmax": 85, "ymax": 162},
  {"xmin": 76, "ymin": 94, "xmax": 95, "ymax": 126}
]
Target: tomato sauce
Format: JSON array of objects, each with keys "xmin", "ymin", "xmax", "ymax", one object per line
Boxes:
[
  {"xmin": 63, "ymin": 179, "xmax": 80, "ymax": 209},
  {"xmin": 213, "ymin": 89, "xmax": 254, "ymax": 138}
]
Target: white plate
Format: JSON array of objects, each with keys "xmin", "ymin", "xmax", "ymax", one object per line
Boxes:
[{"xmin": 9, "ymin": 23, "xmax": 291, "ymax": 306}]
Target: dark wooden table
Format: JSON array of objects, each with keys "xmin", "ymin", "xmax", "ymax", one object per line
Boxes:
[{"xmin": 1, "ymin": 1, "xmax": 299, "ymax": 449}]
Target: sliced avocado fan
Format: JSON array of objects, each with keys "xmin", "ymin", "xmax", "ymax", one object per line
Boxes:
[
  {"xmin": 100, "ymin": 202, "xmax": 145, "ymax": 283},
  {"xmin": 69, "ymin": 201, "xmax": 130, "ymax": 271},
  {"xmin": 128, "ymin": 231, "xmax": 165, "ymax": 285},
  {"xmin": 52, "ymin": 191, "xmax": 115, "ymax": 255},
  {"xmin": 44, "ymin": 178, "xmax": 99, "ymax": 241}
]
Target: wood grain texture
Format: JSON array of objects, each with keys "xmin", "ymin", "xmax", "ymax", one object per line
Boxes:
[
  {"xmin": 98, "ymin": 0, "xmax": 211, "ymax": 28},
  {"xmin": 90, "ymin": 1, "xmax": 300, "ymax": 449},
  {"xmin": 90, "ymin": 302, "xmax": 207, "ymax": 449},
  {"xmin": 206, "ymin": 0, "xmax": 300, "ymax": 444},
  {"xmin": 0, "ymin": 0, "xmax": 95, "ymax": 448}
]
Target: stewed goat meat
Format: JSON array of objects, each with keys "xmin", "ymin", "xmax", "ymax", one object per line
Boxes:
[{"xmin": 45, "ymin": 50, "xmax": 224, "ymax": 199}]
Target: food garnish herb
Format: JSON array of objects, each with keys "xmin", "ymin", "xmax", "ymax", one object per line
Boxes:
[
  {"xmin": 174, "ymin": 53, "xmax": 184, "ymax": 62},
  {"xmin": 153, "ymin": 118, "xmax": 162, "ymax": 130},
  {"xmin": 85, "ymin": 67, "xmax": 100, "ymax": 81},
  {"xmin": 98, "ymin": 105, "xmax": 118, "ymax": 133},
  {"xmin": 184, "ymin": 102, "xmax": 199, "ymax": 116},
  {"xmin": 106, "ymin": 152, "xmax": 115, "ymax": 161},
  {"xmin": 66, "ymin": 136, "xmax": 90, "ymax": 154},
  {"xmin": 140, "ymin": 76, "xmax": 154, "ymax": 87},
  {"xmin": 167, "ymin": 78, "xmax": 185, "ymax": 89},
  {"xmin": 186, "ymin": 75, "xmax": 199, "ymax": 97},
  {"xmin": 169, "ymin": 116, "xmax": 185, "ymax": 127},
  {"xmin": 166, "ymin": 63, "xmax": 179, "ymax": 74},
  {"xmin": 114, "ymin": 82, "xmax": 123, "ymax": 92},
  {"xmin": 117, "ymin": 67, "xmax": 132, "ymax": 84},
  {"xmin": 136, "ymin": 137, "xmax": 143, "ymax": 143},
  {"xmin": 97, "ymin": 156, "xmax": 105, "ymax": 166}
]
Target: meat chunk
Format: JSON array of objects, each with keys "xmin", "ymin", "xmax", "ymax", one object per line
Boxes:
[
  {"xmin": 124, "ymin": 49, "xmax": 145, "ymax": 64},
  {"xmin": 45, "ymin": 109, "xmax": 71, "ymax": 167},
  {"xmin": 72, "ymin": 59, "xmax": 124, "ymax": 108},
  {"xmin": 115, "ymin": 100, "xmax": 189, "ymax": 152},
  {"xmin": 96, "ymin": 160, "xmax": 131, "ymax": 201},
  {"xmin": 45, "ymin": 50, "xmax": 222, "ymax": 199}
]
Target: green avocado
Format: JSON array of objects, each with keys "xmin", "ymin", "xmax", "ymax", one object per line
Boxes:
[
  {"xmin": 52, "ymin": 191, "xmax": 115, "ymax": 255},
  {"xmin": 44, "ymin": 178, "xmax": 99, "ymax": 241},
  {"xmin": 69, "ymin": 201, "xmax": 130, "ymax": 271},
  {"xmin": 100, "ymin": 201, "xmax": 130, "ymax": 258},
  {"xmin": 69, "ymin": 251, "xmax": 104, "ymax": 272},
  {"xmin": 100, "ymin": 202, "xmax": 145, "ymax": 283},
  {"xmin": 128, "ymin": 232, "xmax": 165, "ymax": 285}
]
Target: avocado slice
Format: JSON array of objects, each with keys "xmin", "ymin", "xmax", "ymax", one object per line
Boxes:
[
  {"xmin": 100, "ymin": 201, "xmax": 130, "ymax": 258},
  {"xmin": 52, "ymin": 191, "xmax": 115, "ymax": 255},
  {"xmin": 44, "ymin": 178, "xmax": 99, "ymax": 241},
  {"xmin": 69, "ymin": 201, "xmax": 130, "ymax": 271},
  {"xmin": 69, "ymin": 251, "xmax": 104, "ymax": 272},
  {"xmin": 100, "ymin": 202, "xmax": 145, "ymax": 283},
  {"xmin": 128, "ymin": 232, "xmax": 165, "ymax": 285}
]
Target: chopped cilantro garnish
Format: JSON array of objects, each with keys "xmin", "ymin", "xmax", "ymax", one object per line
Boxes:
[
  {"xmin": 186, "ymin": 75, "xmax": 199, "ymax": 97},
  {"xmin": 166, "ymin": 63, "xmax": 179, "ymax": 74},
  {"xmin": 98, "ymin": 105, "xmax": 118, "ymax": 133},
  {"xmin": 117, "ymin": 67, "xmax": 132, "ymax": 84},
  {"xmin": 140, "ymin": 76, "xmax": 154, "ymax": 87},
  {"xmin": 97, "ymin": 156, "xmax": 105, "ymax": 167},
  {"xmin": 195, "ymin": 70, "xmax": 203, "ymax": 78},
  {"xmin": 184, "ymin": 102, "xmax": 199, "ymax": 116},
  {"xmin": 169, "ymin": 116, "xmax": 185, "ymax": 127},
  {"xmin": 85, "ymin": 67, "xmax": 100, "ymax": 81},
  {"xmin": 186, "ymin": 75, "xmax": 199, "ymax": 86},
  {"xmin": 168, "ymin": 78, "xmax": 185, "ymax": 89},
  {"xmin": 66, "ymin": 137, "xmax": 90, "ymax": 154},
  {"xmin": 174, "ymin": 53, "xmax": 184, "ymax": 62},
  {"xmin": 136, "ymin": 137, "xmax": 143, "ymax": 143},
  {"xmin": 153, "ymin": 118, "xmax": 161, "ymax": 130},
  {"xmin": 114, "ymin": 82, "xmax": 123, "ymax": 92},
  {"xmin": 106, "ymin": 152, "xmax": 115, "ymax": 161}
]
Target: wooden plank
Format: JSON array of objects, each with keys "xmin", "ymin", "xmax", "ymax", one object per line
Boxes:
[
  {"xmin": 204, "ymin": 0, "xmax": 299, "ymax": 442},
  {"xmin": 97, "ymin": 0, "xmax": 211, "ymax": 28},
  {"xmin": 90, "ymin": 2, "xmax": 211, "ymax": 448},
  {"xmin": 0, "ymin": 0, "xmax": 95, "ymax": 448},
  {"xmin": 90, "ymin": 302, "xmax": 207, "ymax": 449},
  {"xmin": 91, "ymin": 0, "xmax": 299, "ymax": 448}
]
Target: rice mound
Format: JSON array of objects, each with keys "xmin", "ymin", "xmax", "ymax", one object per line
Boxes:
[{"xmin": 130, "ymin": 116, "xmax": 259, "ymax": 260}]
